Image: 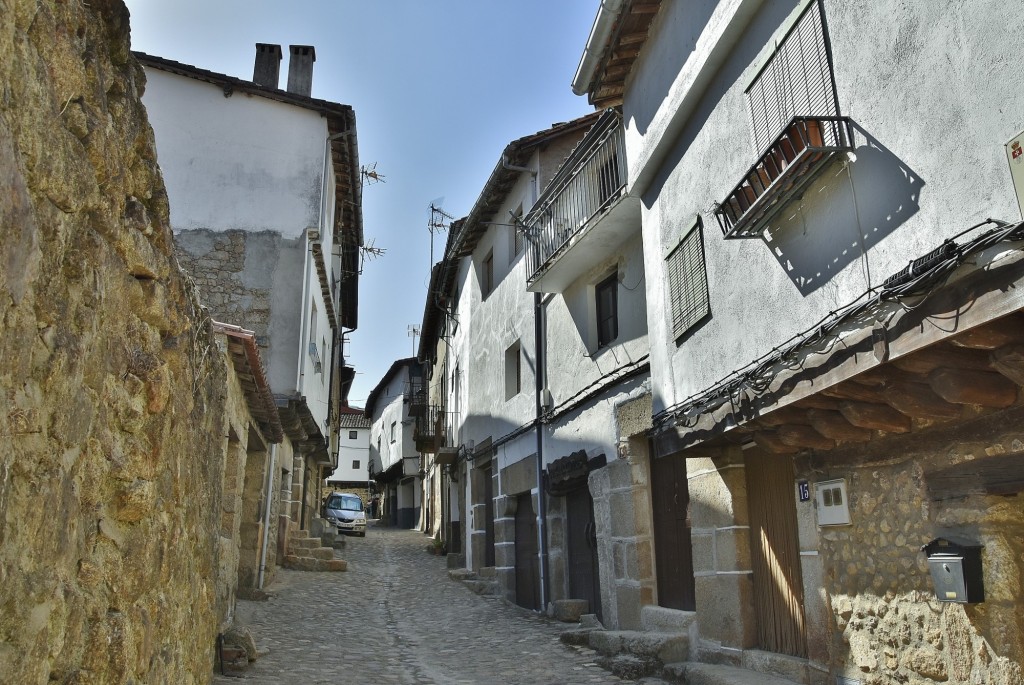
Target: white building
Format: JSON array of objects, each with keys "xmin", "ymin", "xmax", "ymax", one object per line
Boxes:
[
  {"xmin": 325, "ymin": 409, "xmax": 370, "ymax": 490},
  {"xmin": 570, "ymin": 0, "xmax": 1024, "ymax": 680},
  {"xmin": 365, "ymin": 358, "xmax": 422, "ymax": 528},
  {"xmin": 138, "ymin": 44, "xmax": 362, "ymax": 538}
]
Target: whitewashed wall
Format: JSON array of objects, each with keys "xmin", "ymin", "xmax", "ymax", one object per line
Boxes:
[{"xmin": 626, "ymin": 0, "xmax": 1024, "ymax": 417}]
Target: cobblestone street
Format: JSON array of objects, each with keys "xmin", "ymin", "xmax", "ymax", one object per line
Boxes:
[{"xmin": 214, "ymin": 524, "xmax": 631, "ymax": 684}]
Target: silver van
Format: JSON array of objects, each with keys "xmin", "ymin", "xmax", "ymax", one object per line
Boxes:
[{"xmin": 323, "ymin": 492, "xmax": 366, "ymax": 536}]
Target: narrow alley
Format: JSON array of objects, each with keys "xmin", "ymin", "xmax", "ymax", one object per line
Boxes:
[{"xmin": 215, "ymin": 526, "xmax": 641, "ymax": 685}]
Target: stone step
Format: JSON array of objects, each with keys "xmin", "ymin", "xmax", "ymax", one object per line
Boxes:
[
  {"xmin": 310, "ymin": 547, "xmax": 335, "ymax": 560},
  {"xmin": 282, "ymin": 555, "xmax": 348, "ymax": 572},
  {"xmin": 641, "ymin": 605, "xmax": 696, "ymax": 634},
  {"xmin": 289, "ymin": 537, "xmax": 321, "ymax": 550},
  {"xmin": 551, "ymin": 599, "xmax": 590, "ymax": 622},
  {"xmin": 588, "ymin": 630, "xmax": 689, "ymax": 665},
  {"xmin": 661, "ymin": 663, "xmax": 801, "ymax": 685},
  {"xmin": 448, "ymin": 568, "xmax": 477, "ymax": 582},
  {"xmin": 596, "ymin": 653, "xmax": 661, "ymax": 681},
  {"xmin": 477, "ymin": 566, "xmax": 497, "ymax": 579},
  {"xmin": 462, "ymin": 579, "xmax": 501, "ymax": 596}
]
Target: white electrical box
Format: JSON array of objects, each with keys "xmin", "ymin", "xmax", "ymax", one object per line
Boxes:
[{"xmin": 814, "ymin": 478, "xmax": 851, "ymax": 526}]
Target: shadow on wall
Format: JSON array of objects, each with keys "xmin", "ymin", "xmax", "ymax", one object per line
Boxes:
[{"xmin": 762, "ymin": 123, "xmax": 924, "ymax": 296}]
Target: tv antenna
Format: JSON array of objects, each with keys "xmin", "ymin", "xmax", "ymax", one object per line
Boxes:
[
  {"xmin": 428, "ymin": 200, "xmax": 455, "ymax": 266},
  {"xmin": 361, "ymin": 162, "xmax": 386, "ymax": 186},
  {"xmin": 407, "ymin": 324, "xmax": 421, "ymax": 356}
]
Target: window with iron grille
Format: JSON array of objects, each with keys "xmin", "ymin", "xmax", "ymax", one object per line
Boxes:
[
  {"xmin": 596, "ymin": 273, "xmax": 618, "ymax": 348},
  {"xmin": 666, "ymin": 218, "xmax": 710, "ymax": 341},
  {"xmin": 745, "ymin": 0, "xmax": 837, "ymax": 153}
]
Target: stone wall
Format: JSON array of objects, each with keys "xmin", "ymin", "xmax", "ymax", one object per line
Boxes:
[
  {"xmin": 805, "ymin": 407, "xmax": 1024, "ymax": 685},
  {"xmin": 0, "ymin": 1, "xmax": 237, "ymax": 681}
]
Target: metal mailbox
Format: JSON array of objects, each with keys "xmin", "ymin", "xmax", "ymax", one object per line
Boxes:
[{"xmin": 921, "ymin": 537, "xmax": 984, "ymax": 604}]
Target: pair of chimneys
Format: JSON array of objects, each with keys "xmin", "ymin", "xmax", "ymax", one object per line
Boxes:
[{"xmin": 253, "ymin": 44, "xmax": 315, "ymax": 97}]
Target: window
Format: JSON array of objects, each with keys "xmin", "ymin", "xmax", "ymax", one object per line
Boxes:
[
  {"xmin": 745, "ymin": 1, "xmax": 836, "ymax": 152},
  {"xmin": 595, "ymin": 273, "xmax": 618, "ymax": 348},
  {"xmin": 504, "ymin": 341, "xmax": 521, "ymax": 400},
  {"xmin": 390, "ymin": 421, "xmax": 396, "ymax": 443},
  {"xmin": 482, "ymin": 250, "xmax": 494, "ymax": 296},
  {"xmin": 348, "ymin": 430, "xmax": 358, "ymax": 440},
  {"xmin": 352, "ymin": 460, "xmax": 361, "ymax": 470},
  {"xmin": 666, "ymin": 218, "xmax": 710, "ymax": 341}
]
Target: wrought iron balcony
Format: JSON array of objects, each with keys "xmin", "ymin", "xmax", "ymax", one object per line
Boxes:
[
  {"xmin": 524, "ymin": 110, "xmax": 640, "ymax": 293},
  {"xmin": 413, "ymin": 405, "xmax": 452, "ymax": 453},
  {"xmin": 714, "ymin": 116, "xmax": 855, "ymax": 239}
]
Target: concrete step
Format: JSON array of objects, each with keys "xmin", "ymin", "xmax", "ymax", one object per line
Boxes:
[
  {"xmin": 588, "ymin": 630, "xmax": 689, "ymax": 665},
  {"xmin": 662, "ymin": 663, "xmax": 801, "ymax": 685}
]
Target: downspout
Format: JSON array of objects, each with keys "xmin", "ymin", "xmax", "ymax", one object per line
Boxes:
[
  {"xmin": 300, "ymin": 454, "xmax": 309, "ymax": 531},
  {"xmin": 257, "ymin": 444, "xmax": 277, "ymax": 589},
  {"xmin": 534, "ymin": 291, "xmax": 550, "ymax": 609}
]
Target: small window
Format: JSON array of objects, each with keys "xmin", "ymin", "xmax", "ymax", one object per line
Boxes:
[
  {"xmin": 352, "ymin": 460, "xmax": 360, "ymax": 470},
  {"xmin": 666, "ymin": 218, "xmax": 710, "ymax": 342},
  {"xmin": 504, "ymin": 341, "xmax": 522, "ymax": 400},
  {"xmin": 482, "ymin": 250, "xmax": 494, "ymax": 296},
  {"xmin": 390, "ymin": 421, "xmax": 396, "ymax": 443},
  {"xmin": 596, "ymin": 273, "xmax": 618, "ymax": 348},
  {"xmin": 348, "ymin": 430, "xmax": 358, "ymax": 440}
]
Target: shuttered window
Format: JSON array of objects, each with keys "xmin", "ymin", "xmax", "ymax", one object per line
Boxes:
[
  {"xmin": 746, "ymin": 1, "xmax": 836, "ymax": 153},
  {"xmin": 666, "ymin": 219, "xmax": 709, "ymax": 341}
]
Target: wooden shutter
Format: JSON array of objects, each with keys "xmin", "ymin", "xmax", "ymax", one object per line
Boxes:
[
  {"xmin": 666, "ymin": 219, "xmax": 710, "ymax": 341},
  {"xmin": 746, "ymin": 1, "xmax": 837, "ymax": 152}
]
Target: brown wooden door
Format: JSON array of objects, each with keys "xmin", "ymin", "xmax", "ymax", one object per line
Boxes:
[
  {"xmin": 514, "ymin": 493, "xmax": 540, "ymax": 610},
  {"xmin": 566, "ymin": 489, "xmax": 602, "ymax": 621},
  {"xmin": 650, "ymin": 453, "xmax": 696, "ymax": 611},
  {"xmin": 746, "ymin": 452, "xmax": 807, "ymax": 658}
]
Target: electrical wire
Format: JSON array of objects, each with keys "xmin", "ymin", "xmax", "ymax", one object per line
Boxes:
[{"xmin": 652, "ymin": 218, "xmax": 1023, "ymax": 431}]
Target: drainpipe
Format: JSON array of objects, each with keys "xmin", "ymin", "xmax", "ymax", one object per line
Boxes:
[
  {"xmin": 534, "ymin": 291, "xmax": 550, "ymax": 609},
  {"xmin": 257, "ymin": 444, "xmax": 277, "ymax": 589}
]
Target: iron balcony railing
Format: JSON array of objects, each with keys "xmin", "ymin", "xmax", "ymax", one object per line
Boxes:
[
  {"xmin": 413, "ymin": 405, "xmax": 456, "ymax": 453},
  {"xmin": 525, "ymin": 111, "xmax": 627, "ymax": 283},
  {"xmin": 714, "ymin": 116, "xmax": 855, "ymax": 239}
]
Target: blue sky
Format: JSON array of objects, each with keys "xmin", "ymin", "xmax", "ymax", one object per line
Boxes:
[{"xmin": 123, "ymin": 0, "xmax": 599, "ymax": 407}]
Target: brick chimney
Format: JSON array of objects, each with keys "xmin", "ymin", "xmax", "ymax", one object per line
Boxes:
[
  {"xmin": 287, "ymin": 45, "xmax": 316, "ymax": 97},
  {"xmin": 253, "ymin": 43, "xmax": 282, "ymax": 89}
]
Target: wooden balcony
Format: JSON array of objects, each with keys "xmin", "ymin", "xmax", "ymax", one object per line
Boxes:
[
  {"xmin": 714, "ymin": 116, "xmax": 854, "ymax": 239},
  {"xmin": 413, "ymin": 405, "xmax": 449, "ymax": 453}
]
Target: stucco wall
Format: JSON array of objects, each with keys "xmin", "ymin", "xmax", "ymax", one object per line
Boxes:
[
  {"xmin": 142, "ymin": 68, "xmax": 328, "ymax": 239},
  {"xmin": 627, "ymin": 0, "xmax": 1024, "ymax": 417}
]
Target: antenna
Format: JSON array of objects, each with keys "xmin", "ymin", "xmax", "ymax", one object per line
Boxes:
[
  {"xmin": 361, "ymin": 162, "xmax": 386, "ymax": 186},
  {"xmin": 407, "ymin": 324, "xmax": 421, "ymax": 356},
  {"xmin": 427, "ymin": 201, "xmax": 455, "ymax": 266}
]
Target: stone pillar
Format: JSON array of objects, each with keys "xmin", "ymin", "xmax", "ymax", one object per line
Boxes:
[
  {"xmin": 591, "ymin": 433, "xmax": 657, "ymax": 630},
  {"xmin": 688, "ymin": 446, "xmax": 756, "ymax": 653}
]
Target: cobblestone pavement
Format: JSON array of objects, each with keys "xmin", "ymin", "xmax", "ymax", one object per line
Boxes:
[{"xmin": 214, "ymin": 523, "xmax": 636, "ymax": 685}]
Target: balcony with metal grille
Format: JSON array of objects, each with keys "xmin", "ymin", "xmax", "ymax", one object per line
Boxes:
[
  {"xmin": 714, "ymin": 116, "xmax": 855, "ymax": 239},
  {"xmin": 525, "ymin": 110, "xmax": 641, "ymax": 293},
  {"xmin": 413, "ymin": 405, "xmax": 451, "ymax": 453}
]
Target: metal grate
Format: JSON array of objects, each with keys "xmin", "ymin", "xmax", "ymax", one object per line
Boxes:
[
  {"xmin": 666, "ymin": 219, "xmax": 710, "ymax": 341},
  {"xmin": 746, "ymin": 1, "xmax": 836, "ymax": 153}
]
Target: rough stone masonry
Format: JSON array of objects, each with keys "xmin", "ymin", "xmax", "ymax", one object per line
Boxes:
[{"xmin": 1, "ymin": 0, "xmax": 236, "ymax": 682}]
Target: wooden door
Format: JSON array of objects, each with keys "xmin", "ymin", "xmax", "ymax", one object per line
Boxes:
[
  {"xmin": 650, "ymin": 453, "xmax": 696, "ymax": 610},
  {"xmin": 566, "ymin": 489, "xmax": 602, "ymax": 621},
  {"xmin": 514, "ymin": 493, "xmax": 540, "ymax": 610},
  {"xmin": 746, "ymin": 452, "xmax": 807, "ymax": 658}
]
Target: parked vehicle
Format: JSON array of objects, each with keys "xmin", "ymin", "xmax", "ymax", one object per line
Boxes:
[{"xmin": 323, "ymin": 492, "xmax": 366, "ymax": 536}]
